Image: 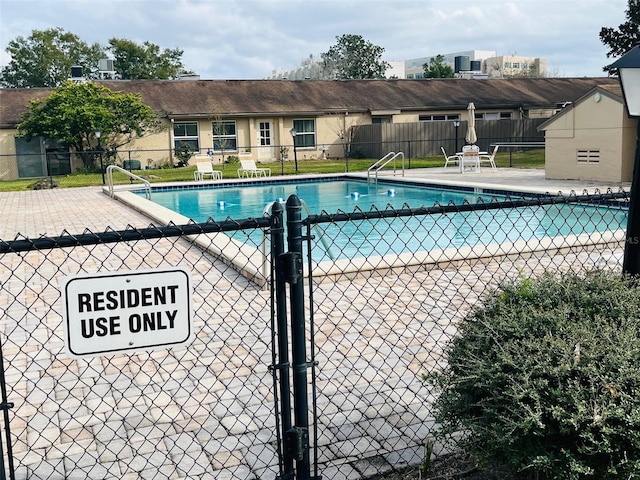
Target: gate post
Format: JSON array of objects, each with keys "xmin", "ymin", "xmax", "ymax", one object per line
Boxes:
[
  {"xmin": 271, "ymin": 201, "xmax": 295, "ymax": 478},
  {"xmin": 283, "ymin": 195, "xmax": 311, "ymax": 480},
  {"xmin": 0, "ymin": 334, "xmax": 15, "ymax": 480}
]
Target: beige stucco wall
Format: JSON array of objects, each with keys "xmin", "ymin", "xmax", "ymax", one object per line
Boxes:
[
  {"xmin": 0, "ymin": 129, "xmax": 19, "ymax": 181},
  {"xmin": 544, "ymin": 92, "xmax": 632, "ymax": 183},
  {"xmin": 0, "ymin": 129, "xmax": 86, "ymax": 181},
  {"xmin": 132, "ymin": 115, "xmax": 371, "ymax": 166}
]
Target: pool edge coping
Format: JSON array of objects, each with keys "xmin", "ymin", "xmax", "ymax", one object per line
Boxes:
[{"xmin": 108, "ymin": 175, "xmax": 626, "ymax": 287}]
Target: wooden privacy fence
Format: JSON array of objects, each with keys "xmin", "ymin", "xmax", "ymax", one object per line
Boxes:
[{"xmin": 352, "ymin": 118, "xmax": 546, "ymax": 159}]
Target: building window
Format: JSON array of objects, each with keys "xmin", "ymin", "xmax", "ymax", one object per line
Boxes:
[
  {"xmin": 476, "ymin": 112, "xmax": 512, "ymax": 120},
  {"xmin": 504, "ymin": 62, "xmax": 512, "ymax": 68},
  {"xmin": 212, "ymin": 120, "xmax": 237, "ymax": 151},
  {"xmin": 372, "ymin": 116, "xmax": 392, "ymax": 124},
  {"xmin": 512, "ymin": 62, "xmax": 520, "ymax": 69},
  {"xmin": 259, "ymin": 122, "xmax": 271, "ymax": 146},
  {"xmin": 292, "ymin": 119, "xmax": 316, "ymax": 147},
  {"xmin": 406, "ymin": 73, "xmax": 414, "ymax": 79},
  {"xmin": 173, "ymin": 122, "xmax": 199, "ymax": 151},
  {"xmin": 415, "ymin": 72, "xmax": 424, "ymax": 79},
  {"xmin": 577, "ymin": 149, "xmax": 600, "ymax": 163},
  {"xmin": 419, "ymin": 114, "xmax": 460, "ymax": 122}
]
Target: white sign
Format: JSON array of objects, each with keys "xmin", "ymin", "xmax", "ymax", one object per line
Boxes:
[{"xmin": 61, "ymin": 267, "xmax": 193, "ymax": 358}]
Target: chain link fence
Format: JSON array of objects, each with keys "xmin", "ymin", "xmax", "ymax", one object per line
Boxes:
[
  {"xmin": 0, "ymin": 188, "xmax": 629, "ymax": 479},
  {"xmin": 301, "ymin": 189, "xmax": 627, "ymax": 477}
]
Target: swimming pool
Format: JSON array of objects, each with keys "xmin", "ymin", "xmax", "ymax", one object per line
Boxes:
[
  {"xmin": 135, "ymin": 178, "xmax": 627, "ymax": 263},
  {"xmin": 142, "ymin": 179, "xmax": 487, "ymax": 222}
]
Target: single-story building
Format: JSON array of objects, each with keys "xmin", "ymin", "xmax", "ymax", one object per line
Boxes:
[
  {"xmin": 0, "ymin": 77, "xmax": 620, "ymax": 180},
  {"xmin": 539, "ymin": 83, "xmax": 637, "ymax": 183}
]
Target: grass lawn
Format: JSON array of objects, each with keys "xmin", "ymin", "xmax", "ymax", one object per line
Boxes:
[{"xmin": 0, "ymin": 151, "xmax": 544, "ymax": 192}]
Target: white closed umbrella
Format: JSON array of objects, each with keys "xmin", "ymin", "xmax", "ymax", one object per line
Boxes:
[{"xmin": 465, "ymin": 102, "xmax": 477, "ymax": 145}]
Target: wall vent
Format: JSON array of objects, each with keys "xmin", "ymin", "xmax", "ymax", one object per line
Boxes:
[{"xmin": 577, "ymin": 149, "xmax": 600, "ymax": 163}]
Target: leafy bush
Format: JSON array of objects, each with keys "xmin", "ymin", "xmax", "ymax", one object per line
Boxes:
[
  {"xmin": 173, "ymin": 143, "xmax": 194, "ymax": 167},
  {"xmin": 427, "ymin": 270, "xmax": 640, "ymax": 479},
  {"xmin": 74, "ymin": 165, "xmax": 102, "ymax": 175}
]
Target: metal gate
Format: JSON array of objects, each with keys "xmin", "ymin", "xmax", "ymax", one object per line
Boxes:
[{"xmin": 0, "ymin": 206, "xmax": 324, "ymax": 480}]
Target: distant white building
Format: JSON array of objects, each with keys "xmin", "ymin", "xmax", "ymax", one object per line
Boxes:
[
  {"xmin": 405, "ymin": 50, "xmax": 496, "ymax": 78},
  {"xmin": 483, "ymin": 56, "xmax": 547, "ymax": 78},
  {"xmin": 405, "ymin": 50, "xmax": 547, "ymax": 79},
  {"xmin": 270, "ymin": 50, "xmax": 545, "ymax": 81}
]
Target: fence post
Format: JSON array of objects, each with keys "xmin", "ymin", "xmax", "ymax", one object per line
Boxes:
[
  {"xmin": 0, "ymin": 334, "xmax": 15, "ymax": 480},
  {"xmin": 283, "ymin": 195, "xmax": 311, "ymax": 480},
  {"xmin": 623, "ymin": 120, "xmax": 640, "ymax": 275},
  {"xmin": 271, "ymin": 201, "xmax": 295, "ymax": 478}
]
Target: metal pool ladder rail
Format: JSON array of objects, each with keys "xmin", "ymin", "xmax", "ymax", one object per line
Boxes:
[
  {"xmin": 367, "ymin": 151, "xmax": 405, "ymax": 184},
  {"xmin": 106, "ymin": 165, "xmax": 152, "ymax": 199},
  {"xmin": 261, "ymin": 200, "xmax": 335, "ymax": 286}
]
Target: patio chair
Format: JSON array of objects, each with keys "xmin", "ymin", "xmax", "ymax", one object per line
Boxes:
[
  {"xmin": 237, "ymin": 159, "xmax": 271, "ymax": 178},
  {"xmin": 441, "ymin": 146, "xmax": 461, "ymax": 170},
  {"xmin": 194, "ymin": 159, "xmax": 222, "ymax": 181},
  {"xmin": 479, "ymin": 145, "xmax": 498, "ymax": 171},
  {"xmin": 461, "ymin": 145, "xmax": 480, "ymax": 173}
]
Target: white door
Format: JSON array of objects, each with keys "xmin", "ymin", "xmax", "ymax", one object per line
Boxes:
[{"xmin": 257, "ymin": 121, "xmax": 275, "ymax": 161}]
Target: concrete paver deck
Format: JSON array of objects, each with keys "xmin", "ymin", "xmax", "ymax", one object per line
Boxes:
[{"xmin": 0, "ymin": 168, "xmax": 628, "ymax": 479}]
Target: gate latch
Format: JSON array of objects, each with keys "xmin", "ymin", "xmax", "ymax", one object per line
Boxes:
[
  {"xmin": 278, "ymin": 252, "xmax": 302, "ymax": 284},
  {"xmin": 285, "ymin": 426, "xmax": 309, "ymax": 461}
]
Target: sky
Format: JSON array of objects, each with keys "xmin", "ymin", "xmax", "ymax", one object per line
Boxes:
[{"xmin": 0, "ymin": 0, "xmax": 630, "ymax": 80}]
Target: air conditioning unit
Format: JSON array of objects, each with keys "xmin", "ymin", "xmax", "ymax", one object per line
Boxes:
[
  {"xmin": 98, "ymin": 59, "xmax": 115, "ymax": 72},
  {"xmin": 70, "ymin": 65, "xmax": 83, "ymax": 78}
]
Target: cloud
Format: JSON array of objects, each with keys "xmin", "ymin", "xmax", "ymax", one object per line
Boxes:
[{"xmin": 0, "ymin": 0, "xmax": 629, "ymax": 79}]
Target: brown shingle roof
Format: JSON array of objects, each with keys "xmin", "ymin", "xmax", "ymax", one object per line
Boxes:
[
  {"xmin": 0, "ymin": 88, "xmax": 52, "ymax": 127},
  {"xmin": 0, "ymin": 77, "xmax": 619, "ymax": 127}
]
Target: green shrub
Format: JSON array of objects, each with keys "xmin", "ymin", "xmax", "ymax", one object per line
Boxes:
[
  {"xmin": 173, "ymin": 143, "xmax": 194, "ymax": 167},
  {"xmin": 427, "ymin": 270, "xmax": 640, "ymax": 479}
]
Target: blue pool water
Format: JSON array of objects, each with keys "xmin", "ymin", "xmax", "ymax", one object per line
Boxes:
[
  {"xmin": 139, "ymin": 179, "xmax": 627, "ymax": 260},
  {"xmin": 143, "ymin": 179, "xmax": 489, "ymax": 221}
]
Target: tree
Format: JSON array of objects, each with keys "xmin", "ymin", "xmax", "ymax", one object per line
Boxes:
[
  {"xmin": 173, "ymin": 143, "xmax": 194, "ymax": 167},
  {"xmin": 600, "ymin": 0, "xmax": 640, "ymax": 74},
  {"xmin": 325, "ymin": 112, "xmax": 365, "ymax": 158},
  {"xmin": 17, "ymin": 81, "xmax": 161, "ymax": 168},
  {"xmin": 422, "ymin": 55, "xmax": 455, "ymax": 78},
  {"xmin": 211, "ymin": 115, "xmax": 233, "ymax": 163},
  {"xmin": 320, "ymin": 34, "xmax": 390, "ymax": 79},
  {"xmin": 108, "ymin": 38, "xmax": 190, "ymax": 80},
  {"xmin": 0, "ymin": 28, "xmax": 105, "ymax": 88}
]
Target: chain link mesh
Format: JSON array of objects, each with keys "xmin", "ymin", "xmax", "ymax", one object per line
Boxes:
[
  {"xmin": 0, "ymin": 224, "xmax": 280, "ymax": 479},
  {"xmin": 0, "ymin": 189, "xmax": 629, "ymax": 479},
  {"xmin": 303, "ymin": 190, "xmax": 627, "ymax": 477}
]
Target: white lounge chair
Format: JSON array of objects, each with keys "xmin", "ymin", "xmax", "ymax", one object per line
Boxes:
[
  {"xmin": 441, "ymin": 146, "xmax": 461, "ymax": 170},
  {"xmin": 479, "ymin": 145, "xmax": 498, "ymax": 171},
  {"xmin": 194, "ymin": 160, "xmax": 222, "ymax": 181},
  {"xmin": 237, "ymin": 159, "xmax": 271, "ymax": 178},
  {"xmin": 461, "ymin": 145, "xmax": 480, "ymax": 173}
]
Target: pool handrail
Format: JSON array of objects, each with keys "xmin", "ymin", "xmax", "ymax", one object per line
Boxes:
[
  {"xmin": 368, "ymin": 152, "xmax": 405, "ymax": 184},
  {"xmin": 261, "ymin": 199, "xmax": 335, "ymax": 286},
  {"xmin": 299, "ymin": 199, "xmax": 335, "ymax": 261},
  {"xmin": 106, "ymin": 165, "xmax": 152, "ymax": 199}
]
